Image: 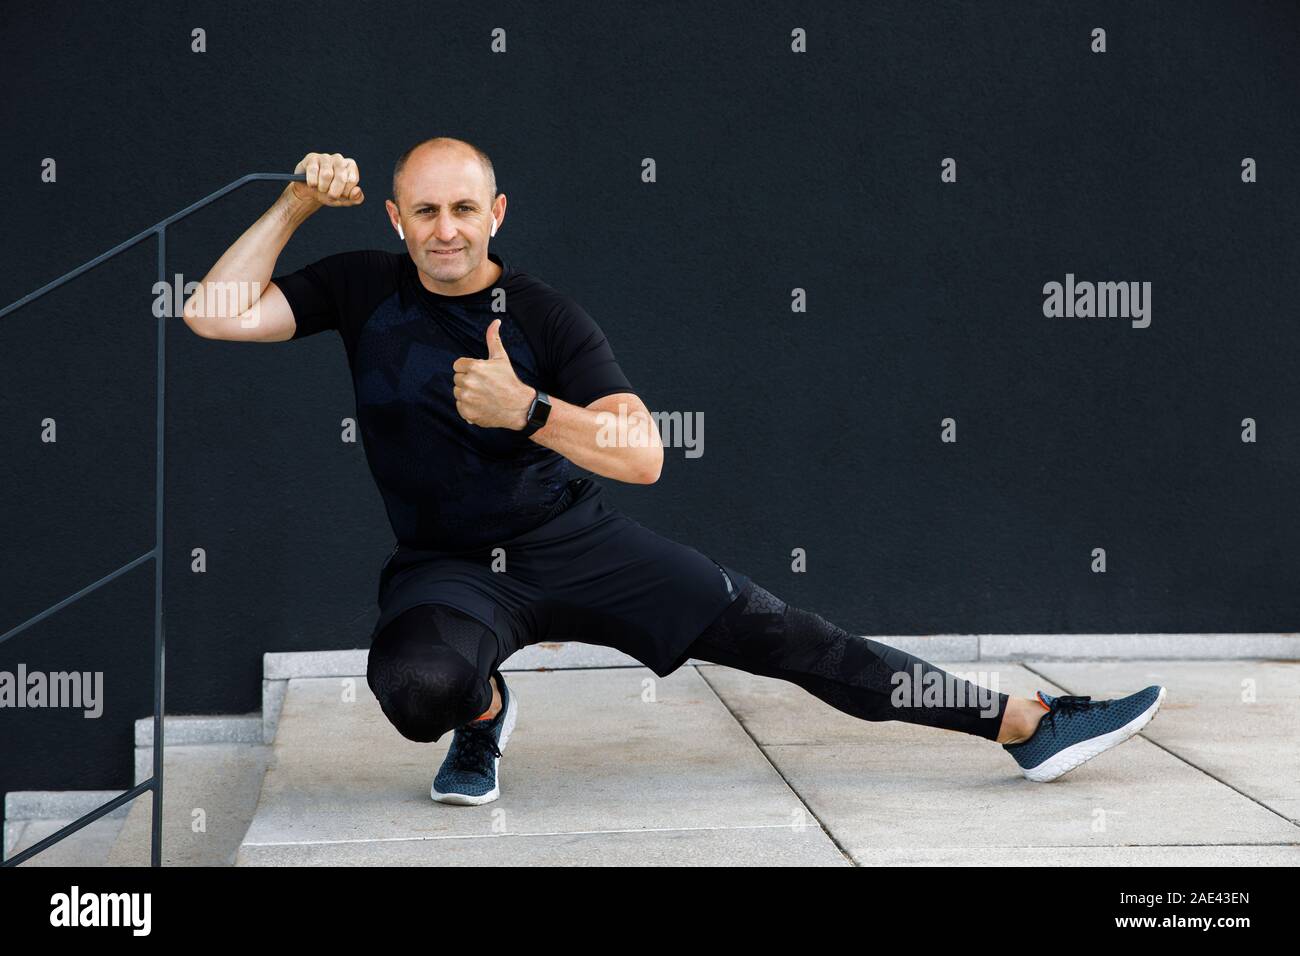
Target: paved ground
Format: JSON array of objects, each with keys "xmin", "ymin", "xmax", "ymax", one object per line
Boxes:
[{"xmin": 232, "ymin": 658, "xmax": 1300, "ymax": 866}]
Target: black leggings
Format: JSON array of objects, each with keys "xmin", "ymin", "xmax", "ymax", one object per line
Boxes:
[
  {"xmin": 366, "ymin": 581, "xmax": 1008, "ymax": 744},
  {"xmin": 366, "ymin": 603, "xmax": 510, "ymax": 744},
  {"xmin": 685, "ymin": 580, "xmax": 1008, "ymax": 741}
]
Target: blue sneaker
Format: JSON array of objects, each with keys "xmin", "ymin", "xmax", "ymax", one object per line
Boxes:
[
  {"xmin": 431, "ymin": 671, "xmax": 518, "ymax": 805},
  {"xmin": 1003, "ymin": 685, "xmax": 1166, "ymax": 782}
]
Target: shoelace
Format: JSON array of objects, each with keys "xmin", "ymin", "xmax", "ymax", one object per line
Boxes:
[
  {"xmin": 1055, "ymin": 694, "xmax": 1106, "ymax": 712},
  {"xmin": 1041, "ymin": 694, "xmax": 1110, "ymax": 737},
  {"xmin": 448, "ymin": 720, "xmax": 502, "ymax": 775}
]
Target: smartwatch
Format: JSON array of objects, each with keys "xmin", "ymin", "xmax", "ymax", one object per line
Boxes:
[{"xmin": 521, "ymin": 388, "xmax": 552, "ymax": 437}]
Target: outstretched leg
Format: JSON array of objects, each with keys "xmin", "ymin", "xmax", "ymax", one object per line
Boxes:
[{"xmin": 684, "ymin": 580, "xmax": 1045, "ymax": 744}]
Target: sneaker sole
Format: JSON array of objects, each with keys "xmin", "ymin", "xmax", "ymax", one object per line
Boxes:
[
  {"xmin": 431, "ymin": 686, "xmax": 519, "ymax": 805},
  {"xmin": 1022, "ymin": 686, "xmax": 1166, "ymax": 783}
]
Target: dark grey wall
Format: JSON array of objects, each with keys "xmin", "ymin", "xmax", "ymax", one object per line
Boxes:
[{"xmin": 2, "ymin": 1, "xmax": 1297, "ymax": 837}]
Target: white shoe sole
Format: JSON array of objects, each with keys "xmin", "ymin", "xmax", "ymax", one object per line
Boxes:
[
  {"xmin": 1023, "ymin": 686, "xmax": 1166, "ymax": 783},
  {"xmin": 431, "ymin": 685, "xmax": 519, "ymax": 805}
]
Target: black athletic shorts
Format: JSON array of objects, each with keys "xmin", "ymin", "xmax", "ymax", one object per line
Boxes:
[{"xmin": 370, "ymin": 477, "xmax": 751, "ymax": 677}]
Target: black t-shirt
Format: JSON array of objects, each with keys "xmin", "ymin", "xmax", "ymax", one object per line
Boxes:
[{"xmin": 271, "ymin": 249, "xmax": 635, "ymax": 551}]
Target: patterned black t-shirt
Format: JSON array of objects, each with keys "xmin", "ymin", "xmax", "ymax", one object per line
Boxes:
[{"xmin": 271, "ymin": 249, "xmax": 635, "ymax": 551}]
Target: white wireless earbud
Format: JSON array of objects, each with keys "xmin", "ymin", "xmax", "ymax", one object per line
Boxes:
[
  {"xmin": 397, "ymin": 223, "xmax": 405, "ymax": 240},
  {"xmin": 489, "ymin": 218, "xmax": 498, "ymax": 237}
]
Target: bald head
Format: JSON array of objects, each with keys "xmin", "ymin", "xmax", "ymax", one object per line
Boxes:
[
  {"xmin": 385, "ymin": 136, "xmax": 507, "ymax": 291},
  {"xmin": 392, "ymin": 136, "xmax": 498, "ymax": 208}
]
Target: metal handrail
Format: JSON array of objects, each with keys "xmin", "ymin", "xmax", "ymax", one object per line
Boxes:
[{"xmin": 1, "ymin": 172, "xmax": 307, "ymax": 866}]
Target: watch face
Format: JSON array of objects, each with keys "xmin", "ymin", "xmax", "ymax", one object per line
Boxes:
[{"xmin": 529, "ymin": 392, "xmax": 551, "ymax": 427}]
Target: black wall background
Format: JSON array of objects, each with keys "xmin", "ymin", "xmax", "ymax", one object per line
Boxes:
[{"xmin": 2, "ymin": 1, "xmax": 1297, "ymax": 837}]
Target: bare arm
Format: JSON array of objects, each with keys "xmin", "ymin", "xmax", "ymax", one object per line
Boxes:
[
  {"xmin": 181, "ymin": 152, "xmax": 364, "ymax": 342},
  {"xmin": 529, "ymin": 392, "xmax": 663, "ymax": 484},
  {"xmin": 453, "ymin": 320, "xmax": 663, "ymax": 485}
]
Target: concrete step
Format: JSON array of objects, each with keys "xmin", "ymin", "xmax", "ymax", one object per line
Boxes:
[
  {"xmin": 4, "ymin": 715, "xmax": 270, "ymax": 867},
  {"xmin": 106, "ymin": 742, "xmax": 271, "ymax": 866},
  {"xmin": 4, "ymin": 791, "xmax": 131, "ymax": 866},
  {"xmin": 259, "ymin": 643, "xmax": 657, "ymax": 744},
  {"xmin": 237, "ymin": 665, "xmax": 847, "ymax": 865},
  {"xmin": 15, "ymin": 647, "xmax": 1296, "ymax": 867}
]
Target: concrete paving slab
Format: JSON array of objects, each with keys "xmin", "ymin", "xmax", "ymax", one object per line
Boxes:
[
  {"xmin": 239, "ymin": 823, "xmax": 847, "ymax": 866},
  {"xmin": 263, "ymin": 643, "xmax": 646, "ymax": 681},
  {"xmin": 134, "ymin": 713, "xmax": 263, "ymax": 747},
  {"xmin": 5, "ymin": 815, "xmax": 126, "ymax": 866},
  {"xmin": 238, "ymin": 667, "xmax": 844, "ymax": 865},
  {"xmin": 5, "ymin": 789, "xmax": 131, "ymax": 821},
  {"xmin": 106, "ymin": 743, "xmax": 272, "ymax": 866},
  {"xmin": 1025, "ymin": 660, "xmax": 1300, "ymax": 824},
  {"xmin": 982, "ymin": 633, "xmax": 1300, "ymax": 660},
  {"xmin": 857, "ymin": 844, "xmax": 1300, "ymax": 866},
  {"xmin": 259, "ymin": 645, "xmax": 664, "ymax": 743},
  {"xmin": 697, "ymin": 661, "xmax": 1299, "ymax": 865}
]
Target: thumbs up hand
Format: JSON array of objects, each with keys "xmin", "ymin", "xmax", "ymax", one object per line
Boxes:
[
  {"xmin": 485, "ymin": 315, "xmax": 510, "ymax": 362},
  {"xmin": 451, "ymin": 318, "xmax": 537, "ymax": 430}
]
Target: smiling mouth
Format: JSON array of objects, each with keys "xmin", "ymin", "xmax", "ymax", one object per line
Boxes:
[{"xmin": 431, "ymin": 248, "xmax": 462, "ymax": 256}]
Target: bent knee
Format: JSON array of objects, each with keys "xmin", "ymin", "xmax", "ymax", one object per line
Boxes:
[{"xmin": 366, "ymin": 605, "xmax": 495, "ymax": 742}]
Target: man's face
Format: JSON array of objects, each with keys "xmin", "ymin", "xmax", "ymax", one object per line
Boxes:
[{"xmin": 389, "ymin": 150, "xmax": 499, "ymax": 282}]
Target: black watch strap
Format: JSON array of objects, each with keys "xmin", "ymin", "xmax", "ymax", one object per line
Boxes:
[{"xmin": 522, "ymin": 389, "xmax": 552, "ymax": 437}]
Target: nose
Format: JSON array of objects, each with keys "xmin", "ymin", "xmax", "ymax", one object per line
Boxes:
[{"xmin": 433, "ymin": 213, "xmax": 460, "ymax": 243}]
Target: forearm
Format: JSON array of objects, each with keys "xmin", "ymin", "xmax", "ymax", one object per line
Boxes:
[
  {"xmin": 527, "ymin": 395, "xmax": 663, "ymax": 484},
  {"xmin": 183, "ymin": 187, "xmax": 318, "ymax": 320}
]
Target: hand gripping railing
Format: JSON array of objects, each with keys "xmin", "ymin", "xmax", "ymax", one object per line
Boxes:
[{"xmin": 0, "ymin": 172, "xmax": 307, "ymax": 866}]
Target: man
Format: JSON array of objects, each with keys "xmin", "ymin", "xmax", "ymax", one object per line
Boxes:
[{"xmin": 182, "ymin": 138, "xmax": 1166, "ymax": 805}]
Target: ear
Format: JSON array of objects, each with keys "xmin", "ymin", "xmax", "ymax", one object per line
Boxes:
[{"xmin": 385, "ymin": 200, "xmax": 404, "ymax": 240}]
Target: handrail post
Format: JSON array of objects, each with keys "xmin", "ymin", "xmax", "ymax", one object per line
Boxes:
[
  {"xmin": 1, "ymin": 172, "xmax": 305, "ymax": 867},
  {"xmin": 152, "ymin": 223, "xmax": 167, "ymax": 867}
]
